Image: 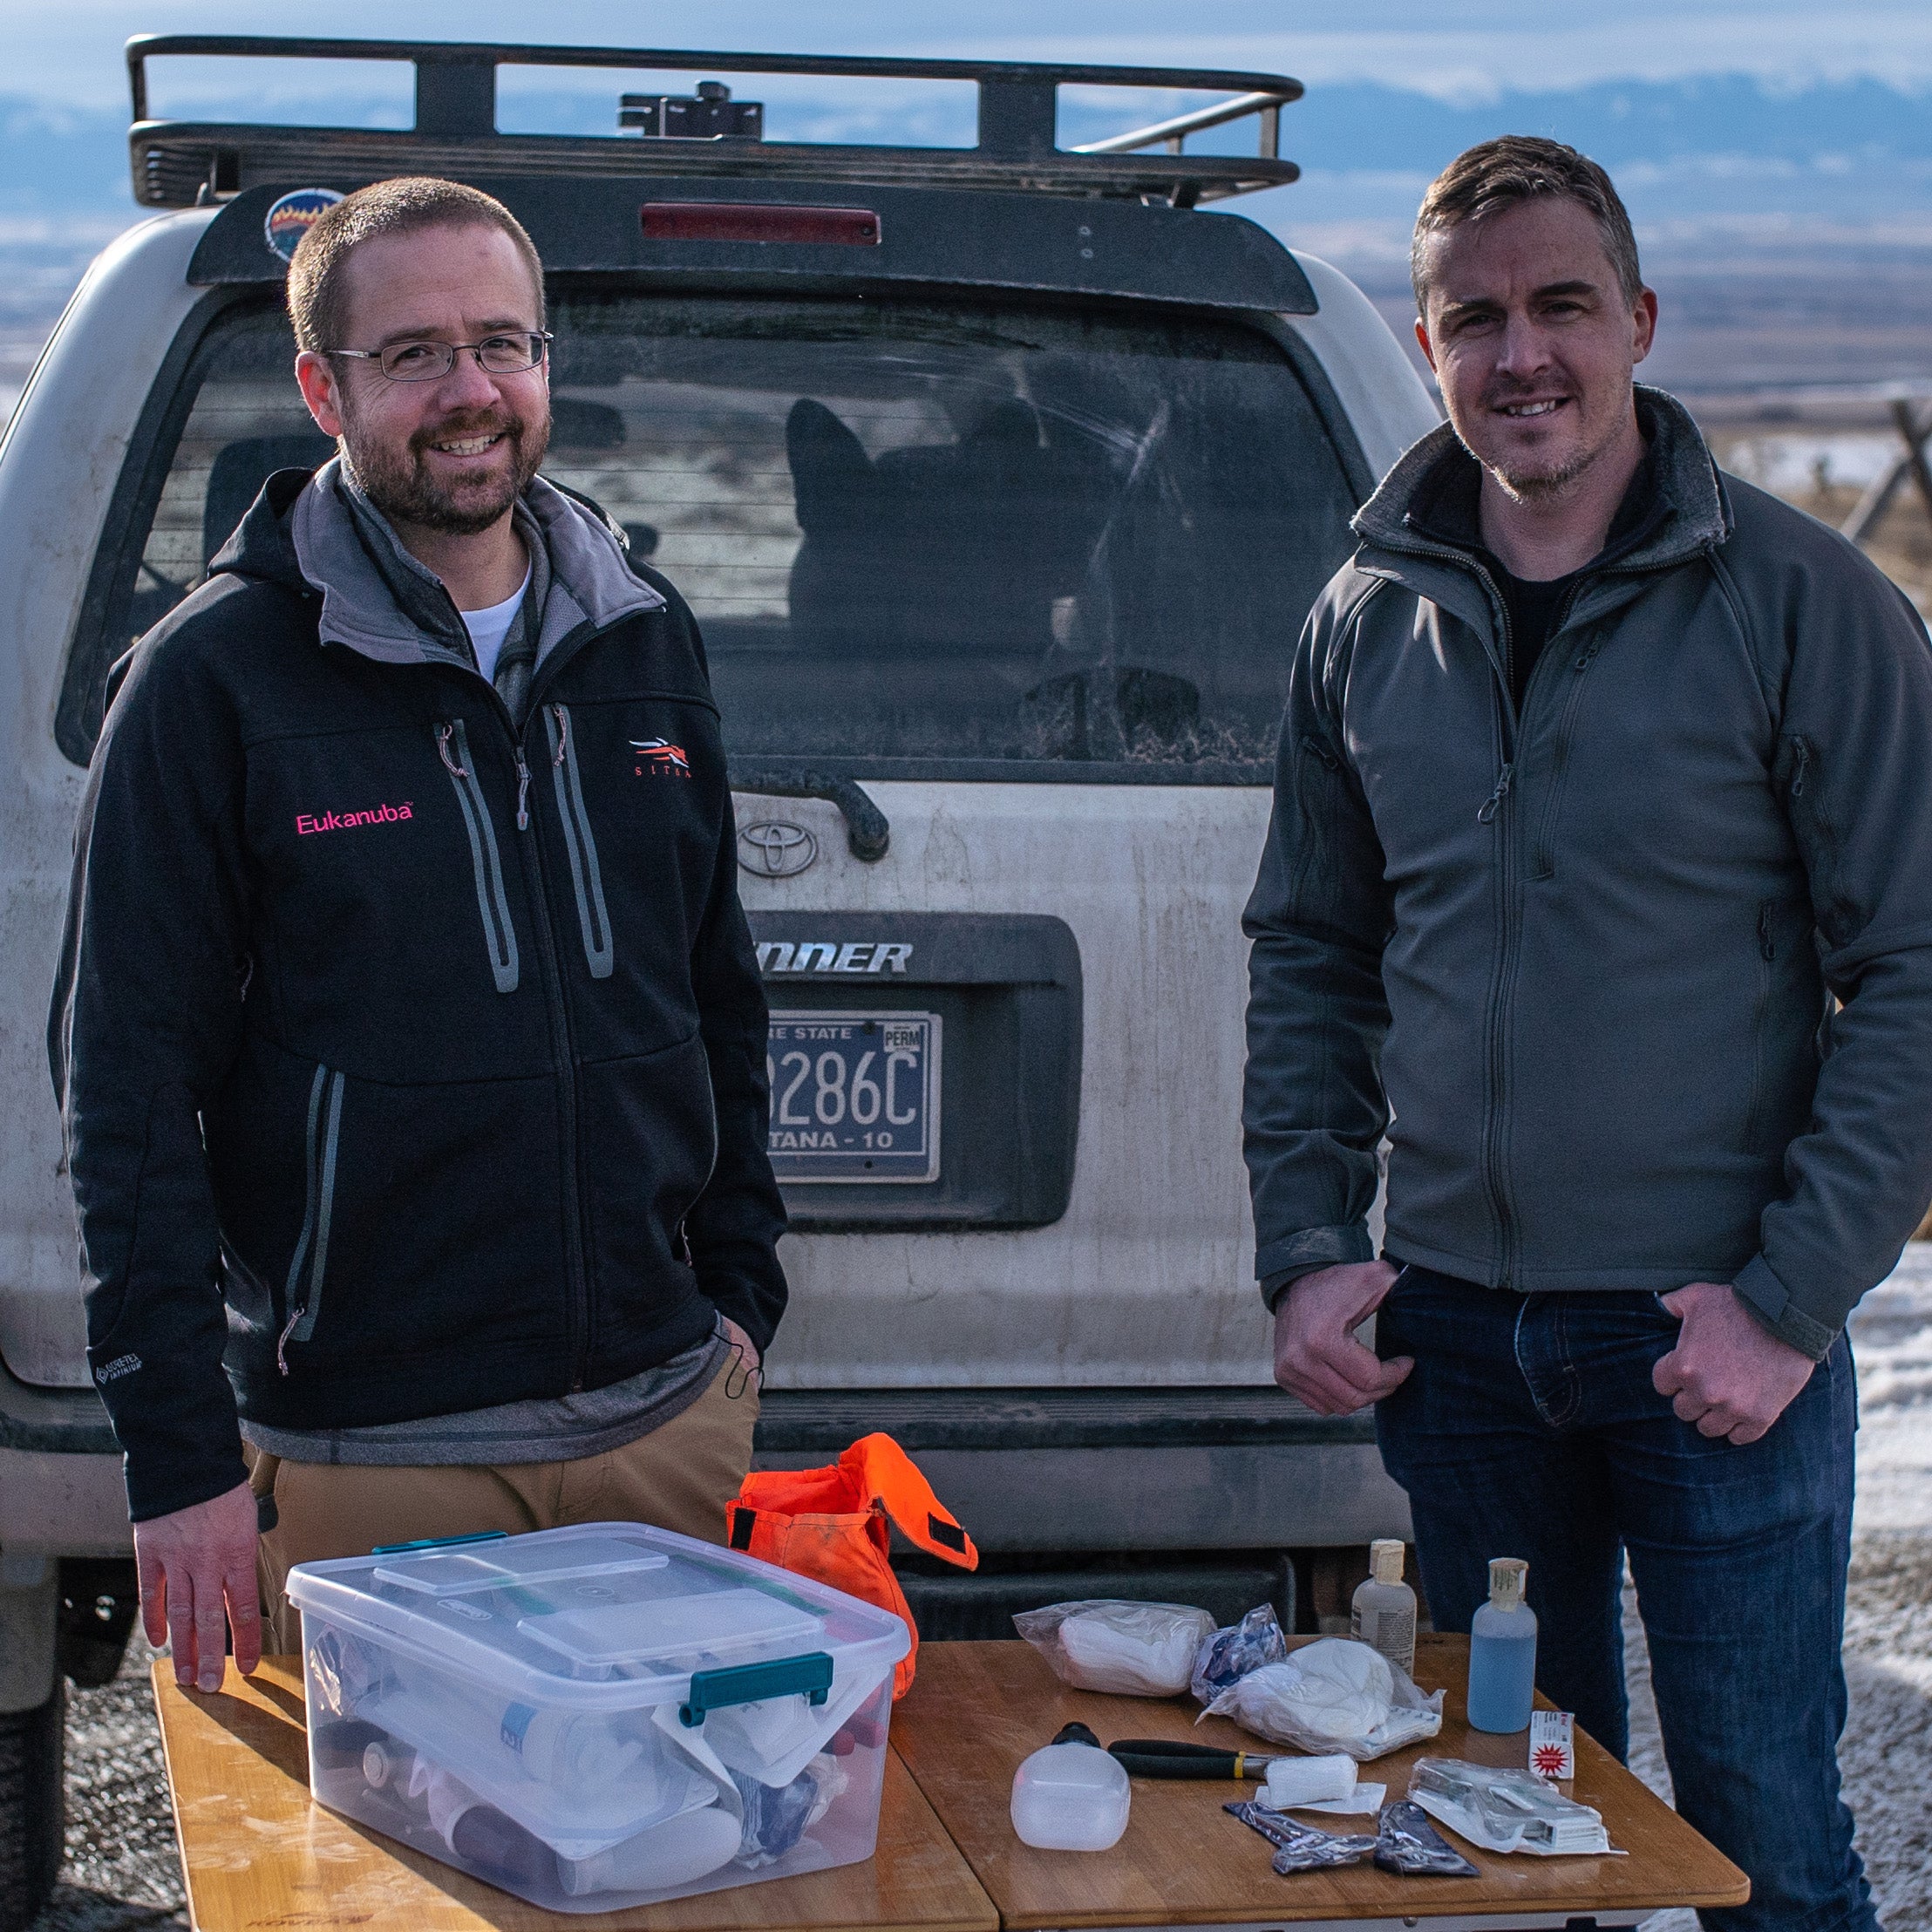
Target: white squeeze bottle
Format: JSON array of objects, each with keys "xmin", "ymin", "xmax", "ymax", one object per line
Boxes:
[{"xmin": 1350, "ymin": 1538, "xmax": 1417, "ymax": 1677}]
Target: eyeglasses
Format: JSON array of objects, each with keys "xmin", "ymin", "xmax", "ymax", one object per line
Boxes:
[{"xmin": 329, "ymin": 331, "xmax": 553, "ymax": 382}]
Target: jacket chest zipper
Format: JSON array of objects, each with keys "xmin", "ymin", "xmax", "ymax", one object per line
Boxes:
[{"xmin": 466, "ymin": 686, "xmax": 597, "ymax": 1394}]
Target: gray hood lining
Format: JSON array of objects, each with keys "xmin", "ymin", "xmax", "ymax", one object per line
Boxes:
[{"xmin": 289, "ymin": 457, "xmax": 663, "ymax": 671}]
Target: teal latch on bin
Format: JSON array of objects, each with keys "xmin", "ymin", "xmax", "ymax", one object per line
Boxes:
[
  {"xmin": 370, "ymin": 1529, "xmax": 509, "ymax": 1555},
  {"xmin": 679, "ymin": 1651, "xmax": 835, "ymax": 1728}
]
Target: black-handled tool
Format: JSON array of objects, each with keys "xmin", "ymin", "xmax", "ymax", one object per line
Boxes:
[{"xmin": 1106, "ymin": 1738, "xmax": 1277, "ymax": 1780}]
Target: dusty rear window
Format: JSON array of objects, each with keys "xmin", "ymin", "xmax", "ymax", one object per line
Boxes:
[{"xmin": 64, "ymin": 292, "xmax": 1357, "ymax": 776}]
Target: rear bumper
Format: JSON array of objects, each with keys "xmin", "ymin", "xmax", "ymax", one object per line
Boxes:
[
  {"xmin": 753, "ymin": 1388, "xmax": 1411, "ymax": 1551},
  {"xmin": 0, "ymin": 1364, "xmax": 130, "ymax": 1555}
]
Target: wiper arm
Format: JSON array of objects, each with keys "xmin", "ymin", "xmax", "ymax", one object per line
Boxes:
[{"xmin": 730, "ymin": 768, "xmax": 891, "ymax": 862}]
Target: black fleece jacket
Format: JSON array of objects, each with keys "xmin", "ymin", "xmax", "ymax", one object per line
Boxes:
[{"xmin": 50, "ymin": 467, "xmax": 787, "ymax": 1521}]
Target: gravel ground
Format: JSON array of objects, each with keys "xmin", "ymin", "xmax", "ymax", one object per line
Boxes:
[{"xmin": 30, "ymin": 1249, "xmax": 1932, "ymax": 1932}]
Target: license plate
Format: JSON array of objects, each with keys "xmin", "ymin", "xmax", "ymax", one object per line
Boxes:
[{"xmin": 765, "ymin": 1011, "xmax": 942, "ymax": 1183}]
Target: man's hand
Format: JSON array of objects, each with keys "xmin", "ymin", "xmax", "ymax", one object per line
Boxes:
[
  {"xmin": 133, "ymin": 1481, "xmax": 261, "ymax": 1692},
  {"xmin": 1652, "ymin": 1282, "xmax": 1817, "ymax": 1445},
  {"xmin": 1272, "ymin": 1261, "xmax": 1413, "ymax": 1415}
]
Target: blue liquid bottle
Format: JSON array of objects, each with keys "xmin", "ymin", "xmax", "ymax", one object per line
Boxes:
[{"xmin": 1466, "ymin": 1557, "xmax": 1537, "ymax": 1732}]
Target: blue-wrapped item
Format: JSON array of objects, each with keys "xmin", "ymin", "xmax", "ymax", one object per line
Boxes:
[
  {"xmin": 1191, "ymin": 1604, "xmax": 1289, "ymax": 1704},
  {"xmin": 1225, "ymin": 1798, "xmax": 1376, "ymax": 1872}
]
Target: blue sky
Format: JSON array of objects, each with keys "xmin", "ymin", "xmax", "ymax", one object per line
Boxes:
[{"xmin": 7, "ymin": 0, "xmax": 1931, "ymax": 107}]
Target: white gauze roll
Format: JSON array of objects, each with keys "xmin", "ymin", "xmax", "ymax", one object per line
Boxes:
[{"xmin": 1263, "ymin": 1753, "xmax": 1357, "ymax": 1808}]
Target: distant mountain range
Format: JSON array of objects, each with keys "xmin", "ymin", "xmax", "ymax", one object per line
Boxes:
[{"xmin": 0, "ymin": 71, "xmax": 1922, "ymax": 330}]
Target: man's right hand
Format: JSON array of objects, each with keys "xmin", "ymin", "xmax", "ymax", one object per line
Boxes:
[
  {"xmin": 133, "ymin": 1480, "xmax": 262, "ymax": 1692},
  {"xmin": 1272, "ymin": 1260, "xmax": 1413, "ymax": 1415}
]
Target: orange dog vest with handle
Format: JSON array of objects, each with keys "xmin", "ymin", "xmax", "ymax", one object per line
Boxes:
[{"xmin": 725, "ymin": 1432, "xmax": 978, "ymax": 1697}]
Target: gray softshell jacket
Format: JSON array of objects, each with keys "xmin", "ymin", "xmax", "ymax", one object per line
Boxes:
[{"xmin": 1242, "ymin": 387, "xmax": 1932, "ymax": 1358}]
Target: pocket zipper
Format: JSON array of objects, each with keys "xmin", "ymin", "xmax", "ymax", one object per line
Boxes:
[
  {"xmin": 436, "ymin": 718, "xmax": 520, "ymax": 994},
  {"xmin": 278, "ymin": 1065, "xmax": 344, "ymax": 1375},
  {"xmin": 544, "ymin": 704, "xmax": 616, "ymax": 980}
]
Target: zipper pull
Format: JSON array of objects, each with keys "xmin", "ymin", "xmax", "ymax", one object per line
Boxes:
[
  {"xmin": 276, "ymin": 1305, "xmax": 302, "ymax": 1377},
  {"xmin": 1478, "ymin": 763, "xmax": 1514, "ymax": 824},
  {"xmin": 435, "ymin": 721, "xmax": 469, "ymax": 779},
  {"xmin": 1790, "ymin": 737, "xmax": 1811, "ymax": 798},
  {"xmin": 515, "ymin": 759, "xmax": 531, "ymax": 831},
  {"xmin": 551, "ymin": 703, "xmax": 569, "ymax": 769},
  {"xmin": 1759, "ymin": 903, "xmax": 1775, "ymax": 961}
]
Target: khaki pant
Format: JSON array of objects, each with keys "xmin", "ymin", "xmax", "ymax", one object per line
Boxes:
[{"xmin": 246, "ymin": 1355, "xmax": 758, "ymax": 1652}]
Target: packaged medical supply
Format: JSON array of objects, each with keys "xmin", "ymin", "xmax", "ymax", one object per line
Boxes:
[
  {"xmin": 1350, "ymin": 1541, "xmax": 1418, "ymax": 1677},
  {"xmin": 1191, "ymin": 1602, "xmax": 1289, "ymax": 1703},
  {"xmin": 1014, "ymin": 1600, "xmax": 1217, "ymax": 1697},
  {"xmin": 1529, "ymin": 1710, "xmax": 1576, "ymax": 1781},
  {"xmin": 1467, "ymin": 1558, "xmax": 1538, "ymax": 1733},
  {"xmin": 283, "ymin": 1521, "xmax": 910, "ymax": 1911},
  {"xmin": 1407, "ymin": 1759, "xmax": 1616, "ymax": 1856},
  {"xmin": 1225, "ymin": 1798, "xmax": 1376, "ymax": 1872},
  {"xmin": 1201, "ymin": 1637, "xmax": 1444, "ymax": 1760},
  {"xmin": 1260, "ymin": 1752, "xmax": 1357, "ymax": 1808},
  {"xmin": 1010, "ymin": 1724, "xmax": 1133, "ymax": 1849},
  {"xmin": 1296, "ymin": 1785, "xmax": 1384, "ymax": 1816},
  {"xmin": 1374, "ymin": 1799, "xmax": 1480, "ymax": 1876}
]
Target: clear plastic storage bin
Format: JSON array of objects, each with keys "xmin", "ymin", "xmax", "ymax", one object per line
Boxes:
[{"xmin": 284, "ymin": 1521, "xmax": 911, "ymax": 1911}]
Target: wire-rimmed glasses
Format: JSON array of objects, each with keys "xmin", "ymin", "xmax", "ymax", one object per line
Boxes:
[{"xmin": 329, "ymin": 331, "xmax": 553, "ymax": 382}]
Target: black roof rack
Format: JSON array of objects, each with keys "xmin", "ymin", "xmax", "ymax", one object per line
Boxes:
[{"xmin": 126, "ymin": 35, "xmax": 1302, "ymax": 211}]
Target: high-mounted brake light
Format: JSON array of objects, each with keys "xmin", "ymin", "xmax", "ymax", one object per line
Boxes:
[{"xmin": 640, "ymin": 203, "xmax": 882, "ymax": 246}]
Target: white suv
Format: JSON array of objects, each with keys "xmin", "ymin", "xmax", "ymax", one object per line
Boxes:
[{"xmin": 0, "ymin": 37, "xmax": 1435, "ymax": 1921}]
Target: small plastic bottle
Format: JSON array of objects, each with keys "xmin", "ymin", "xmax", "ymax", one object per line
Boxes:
[
  {"xmin": 1350, "ymin": 1538, "xmax": 1418, "ymax": 1677},
  {"xmin": 1466, "ymin": 1557, "xmax": 1538, "ymax": 1733}
]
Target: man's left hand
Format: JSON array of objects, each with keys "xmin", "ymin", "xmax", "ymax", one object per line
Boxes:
[{"xmin": 1652, "ymin": 1281, "xmax": 1817, "ymax": 1445}]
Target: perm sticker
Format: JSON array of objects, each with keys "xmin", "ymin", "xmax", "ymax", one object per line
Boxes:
[
  {"xmin": 264, "ymin": 188, "xmax": 344, "ymax": 263},
  {"xmin": 1529, "ymin": 1709, "xmax": 1576, "ymax": 1782}
]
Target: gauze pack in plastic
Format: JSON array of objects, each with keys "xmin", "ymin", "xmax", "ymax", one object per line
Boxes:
[
  {"xmin": 1201, "ymin": 1637, "xmax": 1444, "ymax": 1760},
  {"xmin": 1013, "ymin": 1601, "xmax": 1217, "ymax": 1697}
]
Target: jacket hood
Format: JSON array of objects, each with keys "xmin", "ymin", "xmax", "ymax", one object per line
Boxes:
[
  {"xmin": 210, "ymin": 458, "xmax": 663, "ymax": 667},
  {"xmin": 1352, "ymin": 384, "xmax": 1732, "ymax": 579}
]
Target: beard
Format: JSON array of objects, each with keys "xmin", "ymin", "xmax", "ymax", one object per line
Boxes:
[
  {"xmin": 342, "ymin": 401, "xmax": 550, "ymax": 536},
  {"xmin": 1477, "ymin": 391, "xmax": 1628, "ymax": 506}
]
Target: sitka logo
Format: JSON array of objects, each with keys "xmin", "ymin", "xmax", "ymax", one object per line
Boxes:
[
  {"xmin": 631, "ymin": 738, "xmax": 692, "ymax": 777},
  {"xmin": 296, "ymin": 802, "xmax": 414, "ymax": 836},
  {"xmin": 94, "ymin": 1352, "xmax": 141, "ymax": 1384}
]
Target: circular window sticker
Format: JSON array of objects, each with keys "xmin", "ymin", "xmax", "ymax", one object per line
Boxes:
[{"xmin": 264, "ymin": 187, "xmax": 344, "ymax": 264}]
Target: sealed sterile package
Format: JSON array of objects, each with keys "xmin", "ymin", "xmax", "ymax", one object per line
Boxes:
[
  {"xmin": 1013, "ymin": 1601, "xmax": 1217, "ymax": 1697},
  {"xmin": 1201, "ymin": 1637, "xmax": 1444, "ymax": 1760},
  {"xmin": 1407, "ymin": 1759, "xmax": 1617, "ymax": 1857},
  {"xmin": 1190, "ymin": 1603, "xmax": 1289, "ymax": 1704},
  {"xmin": 1225, "ymin": 1799, "xmax": 1377, "ymax": 1873},
  {"xmin": 1374, "ymin": 1800, "xmax": 1480, "ymax": 1876}
]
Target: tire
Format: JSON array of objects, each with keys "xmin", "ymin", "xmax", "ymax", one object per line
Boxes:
[{"xmin": 0, "ymin": 1682, "xmax": 64, "ymax": 1932}]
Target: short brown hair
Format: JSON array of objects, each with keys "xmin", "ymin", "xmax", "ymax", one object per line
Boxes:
[
  {"xmin": 1411, "ymin": 136, "xmax": 1643, "ymax": 312},
  {"xmin": 285, "ymin": 176, "xmax": 545, "ymax": 353}
]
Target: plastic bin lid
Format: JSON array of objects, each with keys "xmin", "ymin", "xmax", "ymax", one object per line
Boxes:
[{"xmin": 285, "ymin": 1520, "xmax": 911, "ymax": 1707}]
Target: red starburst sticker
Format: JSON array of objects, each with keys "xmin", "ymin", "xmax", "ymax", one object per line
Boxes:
[{"xmin": 1528, "ymin": 1710, "xmax": 1575, "ymax": 1781}]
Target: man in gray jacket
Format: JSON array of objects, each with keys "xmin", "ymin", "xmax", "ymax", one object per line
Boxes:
[{"xmin": 1246, "ymin": 136, "xmax": 1932, "ymax": 1929}]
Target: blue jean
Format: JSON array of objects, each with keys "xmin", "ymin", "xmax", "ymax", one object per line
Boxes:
[{"xmin": 1374, "ymin": 1264, "xmax": 1873, "ymax": 1932}]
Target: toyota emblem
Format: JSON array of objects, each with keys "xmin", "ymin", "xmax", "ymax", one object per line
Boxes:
[{"xmin": 738, "ymin": 820, "xmax": 818, "ymax": 878}]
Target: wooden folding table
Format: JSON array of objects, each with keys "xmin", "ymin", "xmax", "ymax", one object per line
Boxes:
[
  {"xmin": 889, "ymin": 1637, "xmax": 1749, "ymax": 1931},
  {"xmin": 153, "ymin": 1637, "xmax": 1748, "ymax": 1932}
]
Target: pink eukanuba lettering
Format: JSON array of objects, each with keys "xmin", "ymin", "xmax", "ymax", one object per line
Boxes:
[{"xmin": 295, "ymin": 802, "xmax": 415, "ymax": 836}]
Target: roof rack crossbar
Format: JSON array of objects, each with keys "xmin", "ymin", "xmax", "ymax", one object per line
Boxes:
[{"xmin": 125, "ymin": 34, "xmax": 1303, "ymax": 206}]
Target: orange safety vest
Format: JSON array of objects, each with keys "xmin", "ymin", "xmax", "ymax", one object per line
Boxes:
[{"xmin": 725, "ymin": 1433, "xmax": 978, "ymax": 1697}]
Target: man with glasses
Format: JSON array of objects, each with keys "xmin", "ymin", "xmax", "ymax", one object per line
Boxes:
[{"xmin": 51, "ymin": 177, "xmax": 786, "ymax": 1689}]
